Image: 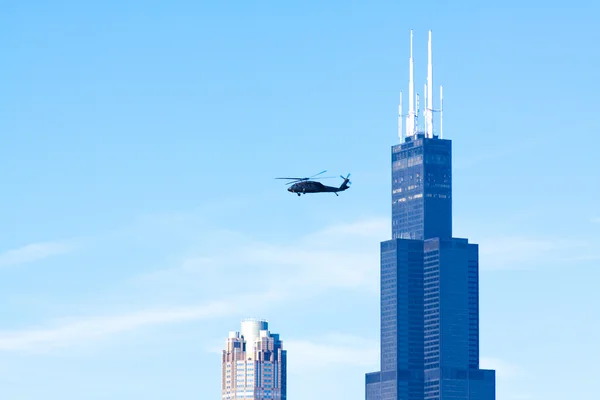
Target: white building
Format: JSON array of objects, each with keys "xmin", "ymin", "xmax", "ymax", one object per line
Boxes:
[{"xmin": 221, "ymin": 319, "xmax": 287, "ymax": 400}]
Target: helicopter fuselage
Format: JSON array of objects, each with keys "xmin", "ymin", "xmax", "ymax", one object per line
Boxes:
[
  {"xmin": 287, "ymin": 180, "xmax": 349, "ymax": 196},
  {"xmin": 276, "ymin": 172, "xmax": 351, "ymax": 196}
]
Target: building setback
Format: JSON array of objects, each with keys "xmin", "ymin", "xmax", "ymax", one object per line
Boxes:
[
  {"xmin": 222, "ymin": 319, "xmax": 287, "ymax": 400},
  {"xmin": 365, "ymin": 30, "xmax": 496, "ymax": 400}
]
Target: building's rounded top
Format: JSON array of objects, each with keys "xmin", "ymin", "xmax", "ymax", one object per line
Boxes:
[
  {"xmin": 241, "ymin": 317, "xmax": 268, "ymax": 323},
  {"xmin": 241, "ymin": 319, "xmax": 269, "ymax": 333},
  {"xmin": 240, "ymin": 319, "xmax": 269, "ymax": 359}
]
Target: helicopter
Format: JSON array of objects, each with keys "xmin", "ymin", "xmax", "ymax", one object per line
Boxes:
[{"xmin": 275, "ymin": 170, "xmax": 351, "ymax": 196}]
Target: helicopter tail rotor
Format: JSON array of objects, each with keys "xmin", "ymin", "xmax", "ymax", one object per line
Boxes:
[{"xmin": 339, "ymin": 173, "xmax": 351, "ymax": 189}]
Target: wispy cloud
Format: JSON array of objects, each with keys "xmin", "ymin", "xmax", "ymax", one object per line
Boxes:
[
  {"xmin": 0, "ymin": 291, "xmax": 280, "ymax": 352},
  {"xmin": 137, "ymin": 217, "xmax": 385, "ymax": 295},
  {"xmin": 0, "ymin": 241, "xmax": 76, "ymax": 268},
  {"xmin": 240, "ymin": 242, "xmax": 379, "ymax": 294}
]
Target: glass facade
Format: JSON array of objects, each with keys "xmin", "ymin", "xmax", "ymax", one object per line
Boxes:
[
  {"xmin": 392, "ymin": 134, "xmax": 452, "ymax": 241},
  {"xmin": 365, "ymin": 135, "xmax": 496, "ymax": 400},
  {"xmin": 378, "ymin": 238, "xmax": 425, "ymax": 400}
]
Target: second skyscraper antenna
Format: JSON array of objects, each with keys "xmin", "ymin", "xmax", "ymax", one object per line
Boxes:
[
  {"xmin": 426, "ymin": 30, "xmax": 433, "ymax": 138},
  {"xmin": 406, "ymin": 29, "xmax": 415, "ymax": 139}
]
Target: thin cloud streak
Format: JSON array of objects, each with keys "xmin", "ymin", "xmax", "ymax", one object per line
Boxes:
[
  {"xmin": 137, "ymin": 216, "xmax": 385, "ymax": 294},
  {"xmin": 0, "ymin": 241, "xmax": 76, "ymax": 268},
  {"xmin": 0, "ymin": 291, "xmax": 280, "ymax": 352}
]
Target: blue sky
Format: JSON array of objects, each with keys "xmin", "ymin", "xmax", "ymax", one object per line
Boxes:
[{"xmin": 1, "ymin": 0, "xmax": 599, "ymax": 399}]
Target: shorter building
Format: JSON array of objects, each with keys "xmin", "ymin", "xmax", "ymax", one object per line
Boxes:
[{"xmin": 222, "ymin": 319, "xmax": 287, "ymax": 400}]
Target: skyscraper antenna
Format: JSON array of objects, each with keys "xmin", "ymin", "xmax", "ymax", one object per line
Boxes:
[
  {"xmin": 415, "ymin": 93, "xmax": 420, "ymax": 135},
  {"xmin": 440, "ymin": 85, "xmax": 443, "ymax": 138},
  {"xmin": 398, "ymin": 92, "xmax": 403, "ymax": 143},
  {"xmin": 427, "ymin": 30, "xmax": 433, "ymax": 138},
  {"xmin": 406, "ymin": 30, "xmax": 415, "ymax": 138},
  {"xmin": 423, "ymin": 83, "xmax": 427, "ymax": 134}
]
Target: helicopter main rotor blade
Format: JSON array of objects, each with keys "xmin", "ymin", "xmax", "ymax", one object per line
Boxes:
[
  {"xmin": 309, "ymin": 170, "xmax": 327, "ymax": 178},
  {"xmin": 275, "ymin": 171, "xmax": 333, "ymax": 184},
  {"xmin": 274, "ymin": 178, "xmax": 307, "ymax": 185}
]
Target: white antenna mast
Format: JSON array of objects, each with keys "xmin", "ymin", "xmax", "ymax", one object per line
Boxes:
[
  {"xmin": 423, "ymin": 83, "xmax": 427, "ymax": 134},
  {"xmin": 415, "ymin": 93, "xmax": 420, "ymax": 135},
  {"xmin": 427, "ymin": 30, "xmax": 433, "ymax": 138},
  {"xmin": 406, "ymin": 30, "xmax": 415, "ymax": 138},
  {"xmin": 440, "ymin": 85, "xmax": 443, "ymax": 138},
  {"xmin": 398, "ymin": 92, "xmax": 403, "ymax": 143}
]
